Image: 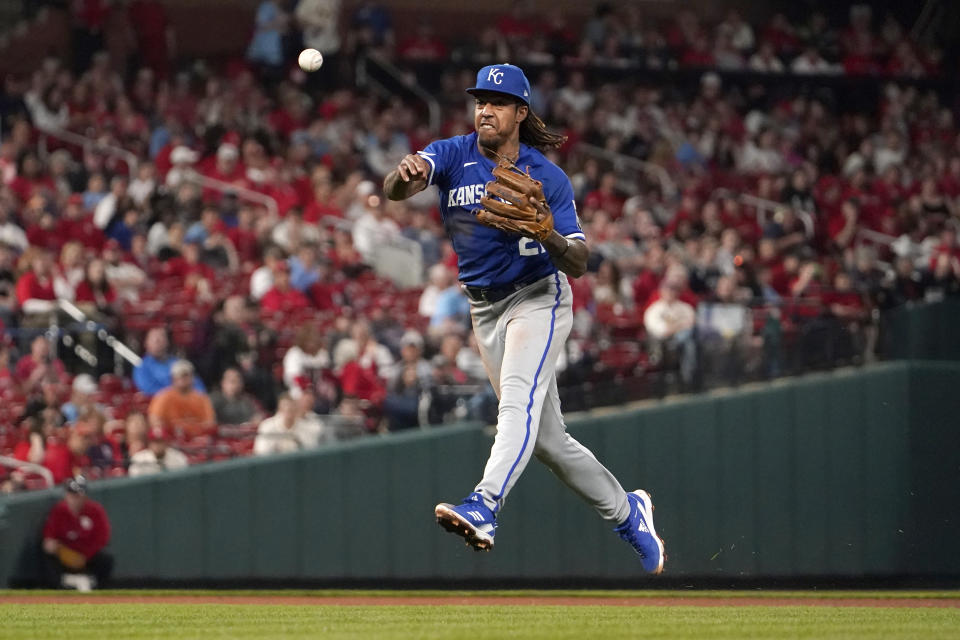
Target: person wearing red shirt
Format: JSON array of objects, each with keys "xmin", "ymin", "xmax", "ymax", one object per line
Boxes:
[
  {"xmin": 160, "ymin": 241, "xmax": 216, "ymax": 282},
  {"xmin": 16, "ymin": 247, "xmax": 58, "ymax": 322},
  {"xmin": 8, "ymin": 153, "xmax": 56, "ymax": 203},
  {"xmin": 260, "ymin": 262, "xmax": 310, "ymax": 314},
  {"xmin": 44, "ymin": 429, "xmax": 91, "ymax": 485},
  {"xmin": 397, "ymin": 24, "xmax": 449, "ymax": 61},
  {"xmin": 74, "ymin": 258, "xmax": 117, "ymax": 314},
  {"xmin": 302, "ymin": 179, "xmax": 344, "ymax": 222},
  {"xmin": 127, "ymin": 0, "xmax": 172, "ymax": 78},
  {"xmin": 583, "ymin": 172, "xmax": 625, "ymax": 219},
  {"xmin": 16, "ymin": 335, "xmax": 69, "ymax": 393},
  {"xmin": 55, "ymin": 194, "xmax": 106, "ymax": 251},
  {"xmin": 41, "ymin": 475, "xmax": 113, "ymax": 590},
  {"xmin": 201, "ymin": 143, "xmax": 246, "ymax": 201},
  {"xmin": 226, "ymin": 206, "xmax": 262, "ymax": 267}
]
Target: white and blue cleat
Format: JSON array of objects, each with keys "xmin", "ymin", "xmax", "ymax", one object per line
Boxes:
[
  {"xmin": 614, "ymin": 490, "xmax": 665, "ymax": 574},
  {"xmin": 435, "ymin": 492, "xmax": 497, "ymax": 552}
]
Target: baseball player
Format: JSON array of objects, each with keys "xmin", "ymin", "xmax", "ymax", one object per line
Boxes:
[{"xmin": 384, "ymin": 64, "xmax": 664, "ymax": 573}]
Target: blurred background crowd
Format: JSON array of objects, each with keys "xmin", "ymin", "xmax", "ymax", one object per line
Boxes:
[{"xmin": 1, "ymin": 0, "xmax": 958, "ymax": 492}]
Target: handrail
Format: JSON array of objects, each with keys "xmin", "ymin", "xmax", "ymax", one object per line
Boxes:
[
  {"xmin": 712, "ymin": 188, "xmax": 815, "ymax": 239},
  {"xmin": 57, "ymin": 299, "xmax": 143, "ymax": 368},
  {"xmin": 186, "ymin": 173, "xmax": 280, "ymax": 221},
  {"xmin": 575, "ymin": 143, "xmax": 678, "ymax": 200},
  {"xmin": 357, "ymin": 53, "xmax": 441, "ymax": 133},
  {"xmin": 0, "ymin": 455, "xmax": 55, "ymax": 489},
  {"xmin": 36, "ymin": 124, "xmax": 139, "ymax": 175},
  {"xmin": 857, "ymin": 228, "xmax": 898, "ymax": 246}
]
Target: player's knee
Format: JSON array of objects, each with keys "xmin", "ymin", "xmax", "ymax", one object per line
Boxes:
[{"xmin": 532, "ymin": 432, "xmax": 565, "ymax": 463}]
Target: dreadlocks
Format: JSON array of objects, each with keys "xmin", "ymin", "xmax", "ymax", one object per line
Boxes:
[{"xmin": 519, "ymin": 107, "xmax": 567, "ymax": 150}]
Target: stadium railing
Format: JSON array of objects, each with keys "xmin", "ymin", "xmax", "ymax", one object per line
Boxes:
[
  {"xmin": 358, "ymin": 52, "xmax": 442, "ymax": 133},
  {"xmin": 575, "ymin": 142, "xmax": 678, "ymax": 200},
  {"xmin": 0, "ymin": 455, "xmax": 54, "ymax": 489}
]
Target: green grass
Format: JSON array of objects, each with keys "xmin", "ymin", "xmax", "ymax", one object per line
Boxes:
[
  {"xmin": 2, "ymin": 596, "xmax": 960, "ymax": 640},
  {"xmin": 3, "ymin": 588, "xmax": 959, "ymax": 599}
]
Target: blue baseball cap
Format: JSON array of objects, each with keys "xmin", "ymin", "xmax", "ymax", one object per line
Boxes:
[{"xmin": 466, "ymin": 64, "xmax": 531, "ymax": 105}]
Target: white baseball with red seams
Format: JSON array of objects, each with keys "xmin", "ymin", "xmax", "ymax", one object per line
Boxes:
[{"xmin": 298, "ymin": 48, "xmax": 324, "ymax": 72}]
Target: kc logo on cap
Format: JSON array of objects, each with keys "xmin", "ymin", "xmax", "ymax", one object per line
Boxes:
[{"xmin": 467, "ymin": 63, "xmax": 531, "ymax": 105}]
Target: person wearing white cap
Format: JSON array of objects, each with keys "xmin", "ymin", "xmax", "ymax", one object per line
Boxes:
[
  {"xmin": 165, "ymin": 145, "xmax": 199, "ymax": 189},
  {"xmin": 206, "ymin": 143, "xmax": 244, "ymax": 183},
  {"xmin": 61, "ymin": 374, "xmax": 106, "ymax": 424}
]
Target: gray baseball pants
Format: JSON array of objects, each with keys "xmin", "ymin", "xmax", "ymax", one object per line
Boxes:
[{"xmin": 468, "ymin": 271, "xmax": 631, "ymax": 524}]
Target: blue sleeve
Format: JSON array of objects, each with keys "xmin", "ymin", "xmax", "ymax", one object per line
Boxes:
[
  {"xmin": 133, "ymin": 361, "xmax": 159, "ymax": 395},
  {"xmin": 545, "ymin": 169, "xmax": 584, "ymax": 240},
  {"xmin": 418, "ymin": 138, "xmax": 460, "ymax": 191},
  {"xmin": 256, "ymin": 2, "xmax": 274, "ymax": 26}
]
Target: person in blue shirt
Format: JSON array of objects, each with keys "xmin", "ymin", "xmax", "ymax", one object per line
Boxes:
[
  {"xmin": 287, "ymin": 242, "xmax": 323, "ymax": 292},
  {"xmin": 383, "ymin": 64, "xmax": 665, "ymax": 572},
  {"xmin": 133, "ymin": 327, "xmax": 205, "ymax": 396},
  {"xmin": 246, "ymin": 0, "xmax": 290, "ymax": 70}
]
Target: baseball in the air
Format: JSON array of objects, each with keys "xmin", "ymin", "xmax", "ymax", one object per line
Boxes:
[{"xmin": 298, "ymin": 48, "xmax": 324, "ymax": 72}]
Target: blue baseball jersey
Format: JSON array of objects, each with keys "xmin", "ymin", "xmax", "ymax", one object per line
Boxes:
[{"xmin": 417, "ymin": 133, "xmax": 584, "ymax": 288}]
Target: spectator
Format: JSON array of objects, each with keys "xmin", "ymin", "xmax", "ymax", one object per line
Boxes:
[
  {"xmin": 79, "ymin": 411, "xmax": 118, "ymax": 471},
  {"xmin": 128, "ymin": 426, "xmax": 189, "ymax": 477},
  {"xmin": 0, "ymin": 340, "xmax": 14, "ymax": 388},
  {"xmin": 333, "ymin": 318, "xmax": 395, "ymax": 378},
  {"xmin": 16, "ymin": 247, "xmax": 58, "ymax": 324},
  {"xmin": 41, "ymin": 476, "xmax": 112, "ymax": 591},
  {"xmin": 74, "ymin": 257, "xmax": 117, "ymax": 318},
  {"xmin": 164, "ymin": 145, "xmax": 199, "ymax": 189},
  {"xmin": 102, "ymin": 238, "xmax": 147, "ymax": 302},
  {"xmin": 0, "ymin": 202, "xmax": 28, "ymax": 252},
  {"xmin": 210, "ymin": 367, "xmax": 263, "ymax": 426},
  {"xmin": 282, "ymin": 324, "xmax": 331, "ymax": 398},
  {"xmin": 352, "ymin": 193, "xmax": 400, "ymax": 261},
  {"xmin": 288, "ymin": 241, "xmax": 324, "ymax": 292},
  {"xmin": 393, "ymin": 329, "xmax": 432, "ymax": 385},
  {"xmin": 147, "ymin": 359, "xmax": 216, "ymax": 438},
  {"xmin": 198, "ymin": 294, "xmax": 258, "ymax": 382},
  {"xmin": 61, "ymin": 374, "xmax": 103, "ymax": 424},
  {"xmin": 121, "ymin": 412, "xmax": 149, "ymax": 464},
  {"xmin": 748, "ymin": 41, "xmax": 785, "ymax": 73},
  {"xmin": 383, "ymin": 363, "xmax": 424, "ymax": 431},
  {"xmin": 271, "ymin": 206, "xmax": 324, "ymax": 253},
  {"xmin": 791, "ymin": 47, "xmax": 837, "ymax": 74},
  {"xmin": 45, "ymin": 425, "xmax": 90, "ymax": 485},
  {"xmin": 429, "ymin": 276, "xmax": 470, "ymax": 335},
  {"xmin": 644, "ymin": 283, "xmax": 697, "ymax": 386},
  {"xmin": 260, "ymin": 260, "xmax": 311, "ymax": 314},
  {"xmin": 250, "ymin": 245, "xmax": 286, "ymax": 300},
  {"xmin": 253, "ymin": 393, "xmax": 328, "ymax": 455},
  {"xmin": 247, "ymin": 0, "xmax": 290, "ymax": 72},
  {"xmin": 418, "ymin": 263, "xmax": 452, "ymax": 318},
  {"xmin": 296, "ymin": 0, "xmax": 342, "ymax": 58},
  {"xmin": 133, "ymin": 327, "xmax": 205, "ymax": 396},
  {"xmin": 16, "ymin": 335, "xmax": 68, "ymax": 393}
]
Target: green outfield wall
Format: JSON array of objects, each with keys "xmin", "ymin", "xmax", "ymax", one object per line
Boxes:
[{"xmin": 2, "ymin": 360, "xmax": 959, "ymax": 585}]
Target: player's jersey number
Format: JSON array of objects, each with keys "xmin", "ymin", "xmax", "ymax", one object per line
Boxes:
[{"xmin": 519, "ymin": 238, "xmax": 544, "ymax": 256}]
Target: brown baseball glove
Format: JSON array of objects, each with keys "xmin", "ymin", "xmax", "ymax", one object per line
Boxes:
[
  {"xmin": 476, "ymin": 158, "xmax": 554, "ymax": 242},
  {"xmin": 57, "ymin": 545, "xmax": 87, "ymax": 570}
]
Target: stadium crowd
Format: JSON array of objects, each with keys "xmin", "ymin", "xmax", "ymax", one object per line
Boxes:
[{"xmin": 1, "ymin": 1, "xmax": 958, "ymax": 492}]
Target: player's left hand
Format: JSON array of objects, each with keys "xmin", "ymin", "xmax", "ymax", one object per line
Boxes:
[{"xmin": 475, "ymin": 158, "xmax": 554, "ymax": 242}]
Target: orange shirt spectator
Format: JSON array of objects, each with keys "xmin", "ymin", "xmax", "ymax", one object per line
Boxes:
[{"xmin": 147, "ymin": 360, "xmax": 216, "ymax": 438}]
